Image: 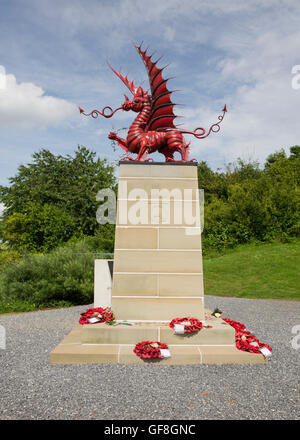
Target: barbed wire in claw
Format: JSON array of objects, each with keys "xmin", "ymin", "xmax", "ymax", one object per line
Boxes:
[
  {"xmin": 109, "ymin": 126, "xmax": 129, "ymax": 152},
  {"xmin": 109, "ymin": 126, "xmax": 132, "ymax": 164}
]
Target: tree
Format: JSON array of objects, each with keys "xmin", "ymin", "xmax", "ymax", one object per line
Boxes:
[
  {"xmin": 265, "ymin": 149, "xmax": 286, "ymax": 168},
  {"xmin": 0, "ymin": 146, "xmax": 116, "ymax": 251},
  {"xmin": 289, "ymin": 145, "xmax": 300, "ymax": 159},
  {"xmin": 199, "ymin": 148, "xmax": 300, "ymax": 250},
  {"xmin": 197, "ymin": 161, "xmax": 227, "ymax": 201},
  {"xmin": 1, "ymin": 203, "xmax": 76, "ymax": 252}
]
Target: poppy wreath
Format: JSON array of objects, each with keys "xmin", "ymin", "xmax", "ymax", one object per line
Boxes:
[
  {"xmin": 79, "ymin": 307, "xmax": 115, "ymax": 325},
  {"xmin": 169, "ymin": 317, "xmax": 203, "ymax": 333},
  {"xmin": 134, "ymin": 341, "xmax": 168, "ymax": 359},
  {"xmin": 223, "ymin": 318, "xmax": 272, "ymax": 355}
]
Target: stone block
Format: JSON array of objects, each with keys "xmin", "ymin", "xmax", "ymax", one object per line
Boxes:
[
  {"xmin": 111, "ymin": 296, "xmax": 204, "ymax": 321},
  {"xmin": 118, "ymin": 344, "xmax": 201, "ymax": 365},
  {"xmin": 115, "ymin": 227, "xmax": 157, "ymax": 249},
  {"xmin": 158, "ymin": 227, "xmax": 201, "ymax": 249},
  {"xmin": 112, "ymin": 273, "xmax": 158, "ymax": 296},
  {"xmin": 113, "ymin": 250, "xmax": 203, "ymax": 273},
  {"xmin": 81, "ymin": 322, "xmax": 159, "ymax": 345},
  {"xmin": 118, "ymin": 163, "xmax": 198, "ymax": 178},
  {"xmin": 158, "ymin": 273, "xmax": 204, "ymax": 296}
]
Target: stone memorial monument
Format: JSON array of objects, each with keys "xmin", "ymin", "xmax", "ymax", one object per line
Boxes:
[{"xmin": 50, "ymin": 43, "xmax": 269, "ymax": 364}]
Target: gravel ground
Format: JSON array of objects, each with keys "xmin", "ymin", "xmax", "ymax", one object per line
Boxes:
[{"xmin": 0, "ymin": 296, "xmax": 299, "ymax": 420}]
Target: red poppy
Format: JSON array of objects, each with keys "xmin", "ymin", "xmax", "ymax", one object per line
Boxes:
[
  {"xmin": 134, "ymin": 341, "xmax": 169, "ymax": 359},
  {"xmin": 223, "ymin": 318, "xmax": 272, "ymax": 356},
  {"xmin": 79, "ymin": 307, "xmax": 115, "ymax": 325},
  {"xmin": 169, "ymin": 317, "xmax": 203, "ymax": 334}
]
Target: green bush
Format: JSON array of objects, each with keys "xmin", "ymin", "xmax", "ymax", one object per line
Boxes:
[
  {"xmin": 0, "ymin": 236, "xmax": 113, "ymax": 310},
  {"xmin": 0, "ymin": 249, "xmax": 21, "ymax": 267},
  {"xmin": 200, "ymin": 147, "xmax": 300, "ymax": 252}
]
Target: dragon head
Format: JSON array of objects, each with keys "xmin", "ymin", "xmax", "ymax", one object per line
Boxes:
[
  {"xmin": 107, "ymin": 62, "xmax": 150, "ymax": 113},
  {"xmin": 122, "ymin": 87, "xmax": 150, "ymax": 112}
]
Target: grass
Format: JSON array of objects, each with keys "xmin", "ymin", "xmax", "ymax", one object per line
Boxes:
[{"xmin": 203, "ymin": 240, "xmax": 300, "ymax": 300}]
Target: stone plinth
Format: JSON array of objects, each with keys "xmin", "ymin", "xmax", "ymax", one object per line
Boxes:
[{"xmin": 112, "ymin": 162, "xmax": 204, "ymax": 321}]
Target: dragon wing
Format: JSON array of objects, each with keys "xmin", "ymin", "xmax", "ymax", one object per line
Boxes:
[
  {"xmin": 133, "ymin": 42, "xmax": 178, "ymax": 131},
  {"xmin": 107, "ymin": 61, "xmax": 140, "ymax": 96}
]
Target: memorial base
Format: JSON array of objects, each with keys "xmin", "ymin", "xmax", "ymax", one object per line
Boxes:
[{"xmin": 50, "ymin": 310, "xmax": 268, "ymax": 365}]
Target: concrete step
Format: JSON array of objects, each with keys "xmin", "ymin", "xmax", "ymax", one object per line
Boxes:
[
  {"xmin": 50, "ymin": 325, "xmax": 268, "ymax": 365},
  {"xmin": 81, "ymin": 318, "xmax": 235, "ymax": 346}
]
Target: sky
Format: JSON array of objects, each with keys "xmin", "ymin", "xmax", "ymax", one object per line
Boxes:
[{"xmin": 0, "ymin": 0, "xmax": 300, "ymax": 189}]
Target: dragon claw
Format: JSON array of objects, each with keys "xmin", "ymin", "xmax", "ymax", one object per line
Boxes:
[
  {"xmin": 120, "ymin": 156, "xmax": 134, "ymax": 161},
  {"xmin": 108, "ymin": 131, "xmax": 117, "ymax": 140}
]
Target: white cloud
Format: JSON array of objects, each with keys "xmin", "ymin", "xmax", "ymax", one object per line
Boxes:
[{"xmin": 0, "ymin": 73, "xmax": 77, "ymax": 128}]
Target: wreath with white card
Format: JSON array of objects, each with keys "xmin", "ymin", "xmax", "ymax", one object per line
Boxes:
[
  {"xmin": 169, "ymin": 317, "xmax": 203, "ymax": 334},
  {"xmin": 79, "ymin": 307, "xmax": 115, "ymax": 325},
  {"xmin": 133, "ymin": 341, "xmax": 171, "ymax": 359}
]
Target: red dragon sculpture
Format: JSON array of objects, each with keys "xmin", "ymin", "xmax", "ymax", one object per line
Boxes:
[{"xmin": 79, "ymin": 42, "xmax": 227, "ymax": 162}]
